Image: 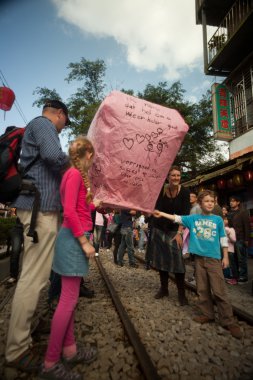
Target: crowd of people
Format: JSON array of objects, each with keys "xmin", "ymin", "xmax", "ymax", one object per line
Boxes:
[{"xmin": 1, "ymin": 99, "xmax": 251, "ymax": 379}]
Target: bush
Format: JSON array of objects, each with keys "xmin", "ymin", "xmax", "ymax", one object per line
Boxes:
[{"xmin": 0, "ymin": 217, "xmax": 16, "ymax": 245}]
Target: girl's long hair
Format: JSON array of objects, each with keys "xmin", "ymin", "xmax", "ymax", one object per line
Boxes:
[{"xmin": 69, "ymin": 136, "xmax": 94, "ymax": 204}]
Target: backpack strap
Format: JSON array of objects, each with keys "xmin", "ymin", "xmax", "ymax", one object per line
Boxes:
[
  {"xmin": 26, "ymin": 188, "xmax": 40, "ymax": 243},
  {"xmin": 21, "ymin": 153, "xmax": 40, "ymax": 177},
  {"xmin": 20, "ymin": 180, "xmax": 41, "ymax": 243}
]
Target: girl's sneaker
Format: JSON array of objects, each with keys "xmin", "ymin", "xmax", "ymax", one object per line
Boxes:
[
  {"xmin": 226, "ymin": 278, "xmax": 238, "ymax": 285},
  {"xmin": 38, "ymin": 362, "xmax": 82, "ymax": 380},
  {"xmin": 63, "ymin": 344, "xmax": 97, "ymax": 366}
]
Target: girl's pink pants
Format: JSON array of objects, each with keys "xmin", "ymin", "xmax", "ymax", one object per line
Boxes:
[{"xmin": 45, "ymin": 276, "xmax": 81, "ymax": 362}]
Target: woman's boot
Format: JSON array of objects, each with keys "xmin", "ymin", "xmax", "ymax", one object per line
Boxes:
[
  {"xmin": 175, "ymin": 273, "xmax": 188, "ymax": 305},
  {"xmin": 155, "ymin": 270, "xmax": 169, "ymax": 299}
]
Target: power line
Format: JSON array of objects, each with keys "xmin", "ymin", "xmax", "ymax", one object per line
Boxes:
[{"xmin": 0, "ymin": 69, "xmax": 28, "ymax": 124}]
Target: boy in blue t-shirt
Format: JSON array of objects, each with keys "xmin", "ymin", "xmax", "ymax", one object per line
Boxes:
[{"xmin": 153, "ymin": 190, "xmax": 242, "ymax": 339}]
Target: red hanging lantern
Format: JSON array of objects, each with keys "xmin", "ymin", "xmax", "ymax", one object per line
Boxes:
[
  {"xmin": 243, "ymin": 170, "xmax": 253, "ymax": 182},
  {"xmin": 233, "ymin": 173, "xmax": 244, "ymax": 187},
  {"xmin": 217, "ymin": 179, "xmax": 226, "ymax": 190},
  {"xmin": 226, "ymin": 178, "xmax": 234, "ymax": 189},
  {"xmin": 0, "ymin": 87, "xmax": 15, "ymax": 111}
]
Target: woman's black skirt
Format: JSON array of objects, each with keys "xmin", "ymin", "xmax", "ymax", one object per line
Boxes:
[{"xmin": 150, "ymin": 227, "xmax": 185, "ymax": 273}]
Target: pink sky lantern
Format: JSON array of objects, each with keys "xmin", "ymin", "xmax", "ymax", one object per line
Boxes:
[
  {"xmin": 0, "ymin": 87, "xmax": 15, "ymax": 111},
  {"xmin": 88, "ymin": 90, "xmax": 189, "ymax": 213}
]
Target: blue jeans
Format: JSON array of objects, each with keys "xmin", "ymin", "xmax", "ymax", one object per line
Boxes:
[
  {"xmin": 235, "ymin": 240, "xmax": 248, "ymax": 280},
  {"xmin": 138, "ymin": 229, "xmax": 145, "ymax": 250},
  {"xmin": 93, "ymin": 225, "xmax": 103, "ymax": 253},
  {"xmin": 117, "ymin": 227, "xmax": 135, "ymax": 265},
  {"xmin": 228, "ymin": 251, "xmax": 238, "ymax": 279}
]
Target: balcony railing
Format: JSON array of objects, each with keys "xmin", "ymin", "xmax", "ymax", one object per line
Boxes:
[
  {"xmin": 230, "ymin": 65, "xmax": 253, "ymax": 137},
  {"xmin": 207, "ymin": 0, "xmax": 253, "ymax": 64},
  {"xmin": 196, "ymin": 0, "xmax": 204, "ymax": 11}
]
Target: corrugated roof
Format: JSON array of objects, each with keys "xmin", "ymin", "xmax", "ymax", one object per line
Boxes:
[{"xmin": 183, "ymin": 155, "xmax": 253, "ymax": 187}]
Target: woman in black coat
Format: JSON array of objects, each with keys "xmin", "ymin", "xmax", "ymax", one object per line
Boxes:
[{"xmin": 151, "ymin": 165, "xmax": 190, "ymax": 305}]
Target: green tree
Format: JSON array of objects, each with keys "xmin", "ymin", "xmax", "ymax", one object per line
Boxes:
[
  {"xmin": 33, "ymin": 58, "xmax": 106, "ymax": 137},
  {"xmin": 138, "ymin": 81, "xmax": 226, "ymax": 178},
  {"xmin": 32, "ymin": 87, "xmax": 62, "ymax": 108},
  {"xmin": 65, "ymin": 58, "xmax": 106, "ymax": 137}
]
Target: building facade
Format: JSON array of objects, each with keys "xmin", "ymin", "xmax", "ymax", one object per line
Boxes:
[
  {"xmin": 196, "ymin": 0, "xmax": 253, "ymax": 158},
  {"xmin": 183, "ymin": 1, "xmax": 253, "ymax": 252}
]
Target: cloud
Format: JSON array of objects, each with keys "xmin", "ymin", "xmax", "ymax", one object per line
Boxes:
[
  {"xmin": 185, "ymin": 94, "xmax": 198, "ymax": 104},
  {"xmin": 192, "ymin": 79, "xmax": 213, "ymax": 94},
  {"xmin": 52, "ymin": 0, "xmax": 203, "ymax": 80}
]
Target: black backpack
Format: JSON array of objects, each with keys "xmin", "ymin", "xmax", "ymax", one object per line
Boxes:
[
  {"xmin": 0, "ymin": 126, "xmax": 25, "ymax": 202},
  {"xmin": 0, "ymin": 126, "xmax": 40, "ymax": 243}
]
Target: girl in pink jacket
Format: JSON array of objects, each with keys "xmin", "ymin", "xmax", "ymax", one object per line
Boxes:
[
  {"xmin": 224, "ymin": 216, "xmax": 237, "ymax": 285},
  {"xmin": 39, "ymin": 136, "xmax": 102, "ymax": 380}
]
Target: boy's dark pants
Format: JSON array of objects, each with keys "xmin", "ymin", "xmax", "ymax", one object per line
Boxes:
[{"xmin": 195, "ymin": 256, "xmax": 234, "ymax": 326}]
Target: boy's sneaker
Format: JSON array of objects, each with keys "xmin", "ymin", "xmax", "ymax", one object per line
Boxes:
[
  {"xmin": 238, "ymin": 277, "xmax": 248, "ymax": 284},
  {"xmin": 38, "ymin": 362, "xmax": 82, "ymax": 380},
  {"xmin": 226, "ymin": 324, "xmax": 243, "ymax": 339},
  {"xmin": 226, "ymin": 278, "xmax": 238, "ymax": 285}
]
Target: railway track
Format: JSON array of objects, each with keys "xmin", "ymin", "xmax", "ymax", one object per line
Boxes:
[
  {"xmin": 1, "ymin": 255, "xmax": 161, "ymax": 380},
  {"xmin": 96, "ymin": 257, "xmax": 161, "ymax": 380},
  {"xmin": 1, "ymin": 250, "xmax": 253, "ymax": 379}
]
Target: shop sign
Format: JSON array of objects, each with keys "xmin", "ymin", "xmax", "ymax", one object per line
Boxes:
[{"xmin": 211, "ymin": 83, "xmax": 233, "ymax": 141}]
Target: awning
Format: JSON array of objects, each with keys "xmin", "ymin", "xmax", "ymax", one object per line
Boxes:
[{"xmin": 183, "ymin": 155, "xmax": 253, "ymax": 187}]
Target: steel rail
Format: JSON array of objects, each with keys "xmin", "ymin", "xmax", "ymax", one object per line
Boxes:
[
  {"xmin": 135, "ymin": 254, "xmax": 253, "ymax": 326},
  {"xmin": 95, "ymin": 256, "xmax": 161, "ymax": 380}
]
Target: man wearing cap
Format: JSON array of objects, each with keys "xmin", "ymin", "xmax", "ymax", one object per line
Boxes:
[
  {"xmin": 229, "ymin": 195, "xmax": 250, "ymax": 283},
  {"xmin": 5, "ymin": 100, "xmax": 70, "ymax": 372}
]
